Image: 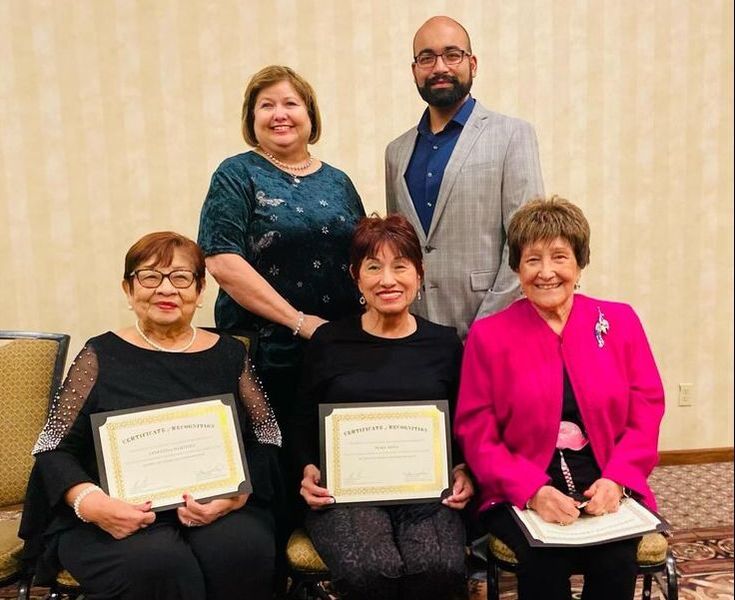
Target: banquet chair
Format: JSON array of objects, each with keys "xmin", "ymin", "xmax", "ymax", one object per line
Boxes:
[
  {"xmin": 286, "ymin": 528, "xmax": 331, "ymax": 599},
  {"xmin": 202, "ymin": 327, "xmax": 258, "ymax": 356},
  {"xmin": 0, "ymin": 331, "xmax": 70, "ymax": 600},
  {"xmin": 485, "ymin": 531, "xmax": 678, "ymax": 600}
]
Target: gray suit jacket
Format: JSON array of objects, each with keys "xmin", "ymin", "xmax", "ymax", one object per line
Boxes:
[{"xmin": 385, "ymin": 101, "xmax": 544, "ymax": 339}]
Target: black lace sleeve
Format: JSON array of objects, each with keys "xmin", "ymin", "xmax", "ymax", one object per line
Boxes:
[
  {"xmin": 237, "ymin": 351, "xmax": 283, "ymax": 506},
  {"xmin": 31, "ymin": 344, "xmax": 100, "ymax": 508},
  {"xmin": 33, "ymin": 344, "xmax": 98, "ymax": 454},
  {"xmin": 238, "ymin": 352, "xmax": 281, "ymax": 447}
]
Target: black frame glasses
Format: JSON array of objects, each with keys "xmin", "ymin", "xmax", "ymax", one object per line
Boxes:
[
  {"xmin": 130, "ymin": 269, "xmax": 197, "ymax": 289},
  {"xmin": 413, "ymin": 48, "xmax": 471, "ymax": 69}
]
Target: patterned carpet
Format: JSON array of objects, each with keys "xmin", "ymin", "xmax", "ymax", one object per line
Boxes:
[{"xmin": 1, "ymin": 462, "xmax": 732, "ymax": 599}]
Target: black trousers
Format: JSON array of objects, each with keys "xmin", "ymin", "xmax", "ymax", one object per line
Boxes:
[
  {"xmin": 305, "ymin": 504, "xmax": 468, "ymax": 600},
  {"xmin": 483, "ymin": 506, "xmax": 639, "ymax": 600},
  {"xmin": 57, "ymin": 504, "xmax": 275, "ymax": 600}
]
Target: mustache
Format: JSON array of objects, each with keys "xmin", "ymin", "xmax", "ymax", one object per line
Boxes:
[{"xmin": 425, "ymin": 74, "xmax": 459, "ymax": 86}]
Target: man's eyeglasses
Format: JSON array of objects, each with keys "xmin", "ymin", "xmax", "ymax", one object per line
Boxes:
[
  {"xmin": 130, "ymin": 269, "xmax": 197, "ymax": 289},
  {"xmin": 413, "ymin": 48, "xmax": 471, "ymax": 69}
]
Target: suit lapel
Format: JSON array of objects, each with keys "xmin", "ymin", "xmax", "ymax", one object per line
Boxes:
[
  {"xmin": 394, "ymin": 130, "xmax": 427, "ymax": 244},
  {"xmin": 426, "ymin": 104, "xmax": 489, "ymax": 241}
]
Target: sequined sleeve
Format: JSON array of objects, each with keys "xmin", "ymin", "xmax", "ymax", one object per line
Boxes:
[
  {"xmin": 238, "ymin": 353, "xmax": 282, "ymax": 447},
  {"xmin": 32, "ymin": 344, "xmax": 99, "ymax": 455}
]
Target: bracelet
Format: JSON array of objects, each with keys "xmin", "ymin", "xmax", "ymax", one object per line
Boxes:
[
  {"xmin": 72, "ymin": 484, "xmax": 103, "ymax": 523},
  {"xmin": 292, "ymin": 311, "xmax": 305, "ymax": 337}
]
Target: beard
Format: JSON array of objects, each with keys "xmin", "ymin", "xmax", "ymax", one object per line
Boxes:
[{"xmin": 416, "ymin": 74, "xmax": 473, "ymax": 108}]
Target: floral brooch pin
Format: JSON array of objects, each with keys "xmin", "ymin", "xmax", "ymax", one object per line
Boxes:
[{"xmin": 594, "ymin": 307, "xmax": 610, "ymax": 348}]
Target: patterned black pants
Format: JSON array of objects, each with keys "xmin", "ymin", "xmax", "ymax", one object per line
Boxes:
[{"xmin": 305, "ymin": 504, "xmax": 468, "ymax": 600}]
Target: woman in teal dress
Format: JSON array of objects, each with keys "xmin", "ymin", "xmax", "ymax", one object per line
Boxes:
[{"xmin": 197, "ymin": 65, "xmax": 365, "ymax": 505}]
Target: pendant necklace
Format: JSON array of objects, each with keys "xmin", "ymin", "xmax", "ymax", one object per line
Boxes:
[
  {"xmin": 258, "ymin": 147, "xmax": 313, "ymax": 184},
  {"xmin": 135, "ymin": 321, "xmax": 197, "ymax": 352}
]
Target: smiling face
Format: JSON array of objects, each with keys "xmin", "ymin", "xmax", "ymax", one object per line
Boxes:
[
  {"xmin": 123, "ymin": 248, "xmax": 204, "ymax": 332},
  {"xmin": 518, "ymin": 237, "xmax": 581, "ymax": 319},
  {"xmin": 252, "ymin": 80, "xmax": 312, "ymax": 156},
  {"xmin": 356, "ymin": 243, "xmax": 421, "ymax": 318},
  {"xmin": 412, "ymin": 17, "xmax": 476, "ymax": 109}
]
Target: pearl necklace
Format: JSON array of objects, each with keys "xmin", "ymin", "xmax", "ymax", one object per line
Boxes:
[
  {"xmin": 135, "ymin": 321, "xmax": 197, "ymax": 352},
  {"xmin": 258, "ymin": 147, "xmax": 313, "ymax": 183}
]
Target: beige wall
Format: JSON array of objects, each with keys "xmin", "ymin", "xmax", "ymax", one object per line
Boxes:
[{"xmin": 1, "ymin": 0, "xmax": 732, "ymax": 451}]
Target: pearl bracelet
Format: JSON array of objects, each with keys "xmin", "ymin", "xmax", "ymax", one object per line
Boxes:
[
  {"xmin": 72, "ymin": 484, "xmax": 103, "ymax": 522},
  {"xmin": 292, "ymin": 311, "xmax": 305, "ymax": 337}
]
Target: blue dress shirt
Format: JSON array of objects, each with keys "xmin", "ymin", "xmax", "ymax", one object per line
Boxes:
[{"xmin": 404, "ymin": 97, "xmax": 476, "ymax": 235}]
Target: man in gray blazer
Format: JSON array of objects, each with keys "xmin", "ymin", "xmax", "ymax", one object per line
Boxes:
[{"xmin": 385, "ymin": 16, "xmax": 544, "ymax": 339}]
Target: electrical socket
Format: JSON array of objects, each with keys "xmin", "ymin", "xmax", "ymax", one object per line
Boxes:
[{"xmin": 678, "ymin": 383, "xmax": 694, "ymax": 407}]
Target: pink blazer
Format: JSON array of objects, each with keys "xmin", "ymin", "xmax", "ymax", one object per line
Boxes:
[{"xmin": 454, "ymin": 294, "xmax": 665, "ymax": 513}]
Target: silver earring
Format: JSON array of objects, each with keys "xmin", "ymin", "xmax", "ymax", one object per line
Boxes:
[
  {"xmin": 574, "ymin": 281, "xmax": 581, "ymax": 290},
  {"xmin": 196, "ymin": 303, "xmax": 203, "ymax": 308},
  {"xmin": 417, "ymin": 289, "xmax": 422, "ymax": 301},
  {"xmin": 359, "ymin": 295, "xmax": 366, "ymax": 305}
]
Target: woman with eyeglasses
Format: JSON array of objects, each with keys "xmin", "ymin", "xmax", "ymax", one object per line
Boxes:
[{"xmin": 20, "ymin": 231, "xmax": 281, "ymax": 600}]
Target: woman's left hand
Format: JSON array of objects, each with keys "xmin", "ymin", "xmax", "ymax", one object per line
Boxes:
[
  {"xmin": 442, "ymin": 464, "xmax": 474, "ymax": 510},
  {"xmin": 582, "ymin": 478, "xmax": 624, "ymax": 516},
  {"xmin": 177, "ymin": 492, "xmax": 249, "ymax": 527}
]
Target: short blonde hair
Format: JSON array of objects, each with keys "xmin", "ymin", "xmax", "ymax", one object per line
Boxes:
[
  {"xmin": 508, "ymin": 196, "xmax": 591, "ymax": 271},
  {"xmin": 240, "ymin": 65, "xmax": 322, "ymax": 147}
]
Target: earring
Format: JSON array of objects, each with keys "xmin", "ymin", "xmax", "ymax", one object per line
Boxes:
[
  {"xmin": 127, "ymin": 305, "xmax": 133, "ymax": 310},
  {"xmin": 574, "ymin": 280, "xmax": 581, "ymax": 290},
  {"xmin": 417, "ymin": 289, "xmax": 422, "ymax": 301},
  {"xmin": 359, "ymin": 295, "xmax": 366, "ymax": 305},
  {"xmin": 196, "ymin": 303, "xmax": 203, "ymax": 308}
]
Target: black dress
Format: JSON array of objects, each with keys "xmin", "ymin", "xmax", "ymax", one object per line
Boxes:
[
  {"xmin": 20, "ymin": 332, "xmax": 282, "ymax": 600},
  {"xmin": 291, "ymin": 315, "xmax": 468, "ymax": 600}
]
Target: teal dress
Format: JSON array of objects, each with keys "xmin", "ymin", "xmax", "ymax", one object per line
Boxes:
[{"xmin": 197, "ymin": 151, "xmax": 365, "ymax": 421}]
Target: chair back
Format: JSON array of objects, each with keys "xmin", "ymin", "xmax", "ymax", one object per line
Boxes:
[
  {"xmin": 201, "ymin": 328, "xmax": 258, "ymax": 356},
  {"xmin": 0, "ymin": 331, "xmax": 69, "ymax": 506}
]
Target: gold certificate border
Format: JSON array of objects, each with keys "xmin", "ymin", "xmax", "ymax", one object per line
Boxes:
[
  {"xmin": 104, "ymin": 400, "xmax": 241, "ymax": 505},
  {"xmin": 329, "ymin": 406, "xmax": 446, "ymax": 498}
]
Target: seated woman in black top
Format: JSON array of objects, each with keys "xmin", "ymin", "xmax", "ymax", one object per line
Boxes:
[
  {"xmin": 20, "ymin": 232, "xmax": 281, "ymax": 600},
  {"xmin": 291, "ymin": 214, "xmax": 474, "ymax": 600}
]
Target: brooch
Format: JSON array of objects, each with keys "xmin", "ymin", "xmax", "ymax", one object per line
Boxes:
[{"xmin": 594, "ymin": 307, "xmax": 610, "ymax": 348}]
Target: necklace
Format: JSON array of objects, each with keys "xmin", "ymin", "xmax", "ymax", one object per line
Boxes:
[
  {"xmin": 135, "ymin": 320, "xmax": 197, "ymax": 352},
  {"xmin": 258, "ymin": 147, "xmax": 313, "ymax": 183}
]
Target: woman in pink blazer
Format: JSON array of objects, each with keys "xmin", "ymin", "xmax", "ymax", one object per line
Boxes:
[{"xmin": 454, "ymin": 197, "xmax": 665, "ymax": 600}]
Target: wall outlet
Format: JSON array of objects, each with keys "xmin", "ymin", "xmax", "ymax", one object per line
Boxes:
[{"xmin": 678, "ymin": 383, "xmax": 694, "ymax": 407}]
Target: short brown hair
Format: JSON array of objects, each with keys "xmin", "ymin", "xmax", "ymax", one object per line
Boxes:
[
  {"xmin": 123, "ymin": 232, "xmax": 206, "ymax": 292},
  {"xmin": 508, "ymin": 196, "xmax": 591, "ymax": 271},
  {"xmin": 350, "ymin": 214, "xmax": 424, "ymax": 280},
  {"xmin": 241, "ymin": 65, "xmax": 322, "ymax": 147}
]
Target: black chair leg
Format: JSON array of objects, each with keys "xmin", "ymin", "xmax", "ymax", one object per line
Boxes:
[
  {"xmin": 642, "ymin": 573, "xmax": 653, "ymax": 599},
  {"xmin": 46, "ymin": 586, "xmax": 62, "ymax": 600},
  {"xmin": 664, "ymin": 551, "xmax": 679, "ymax": 600},
  {"xmin": 16, "ymin": 577, "xmax": 31, "ymax": 600},
  {"xmin": 486, "ymin": 560, "xmax": 500, "ymax": 600}
]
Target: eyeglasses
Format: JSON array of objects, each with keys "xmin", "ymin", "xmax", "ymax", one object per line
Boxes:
[
  {"xmin": 413, "ymin": 48, "xmax": 471, "ymax": 69},
  {"xmin": 130, "ymin": 269, "xmax": 197, "ymax": 289}
]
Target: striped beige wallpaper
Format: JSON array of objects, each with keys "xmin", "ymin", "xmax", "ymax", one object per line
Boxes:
[{"xmin": 1, "ymin": 0, "xmax": 732, "ymax": 451}]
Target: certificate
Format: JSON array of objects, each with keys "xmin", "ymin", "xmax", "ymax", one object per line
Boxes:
[
  {"xmin": 91, "ymin": 395, "xmax": 251, "ymax": 511},
  {"xmin": 510, "ymin": 499, "xmax": 667, "ymax": 547},
  {"xmin": 319, "ymin": 401, "xmax": 452, "ymax": 505}
]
